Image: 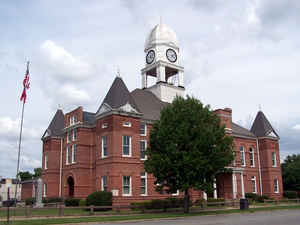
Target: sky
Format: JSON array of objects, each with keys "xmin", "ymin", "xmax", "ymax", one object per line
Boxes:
[{"xmin": 0, "ymin": 0, "xmax": 300, "ymax": 177}]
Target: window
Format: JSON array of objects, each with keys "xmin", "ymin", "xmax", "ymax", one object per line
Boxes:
[
  {"xmin": 123, "ymin": 122, "xmax": 131, "ymax": 127},
  {"xmin": 249, "ymin": 148, "xmax": 255, "ymax": 167},
  {"xmin": 102, "ymin": 136, "xmax": 107, "ymax": 158},
  {"xmin": 44, "ymin": 154, "xmax": 48, "ymax": 169},
  {"xmin": 67, "ymin": 131, "xmax": 71, "ymax": 143},
  {"xmin": 140, "ymin": 140, "xmax": 147, "ymax": 160},
  {"xmin": 43, "ymin": 183, "xmax": 47, "ymax": 197},
  {"xmin": 251, "ymin": 176, "xmax": 257, "ymax": 193},
  {"xmin": 72, "ymin": 144, "xmax": 77, "ymax": 163},
  {"xmin": 122, "ymin": 176, "xmax": 131, "ymax": 196},
  {"xmin": 122, "ymin": 136, "xmax": 131, "ymax": 156},
  {"xmin": 101, "ymin": 176, "xmax": 107, "ymax": 191},
  {"xmin": 70, "ymin": 115, "xmax": 76, "ymax": 126},
  {"xmin": 274, "ymin": 179, "xmax": 279, "ymax": 193},
  {"xmin": 272, "ymin": 152, "xmax": 277, "ymax": 167},
  {"xmin": 140, "ymin": 123, "xmax": 146, "ymax": 136},
  {"xmin": 102, "ymin": 123, "xmax": 108, "ymax": 129},
  {"xmin": 140, "ymin": 172, "xmax": 147, "ymax": 195},
  {"xmin": 240, "ymin": 146, "xmax": 245, "ymax": 167},
  {"xmin": 72, "ymin": 128, "xmax": 77, "ymax": 141},
  {"xmin": 66, "ymin": 147, "xmax": 70, "ymax": 164}
]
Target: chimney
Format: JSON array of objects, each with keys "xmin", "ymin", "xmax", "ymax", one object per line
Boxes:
[{"xmin": 214, "ymin": 108, "xmax": 232, "ymax": 131}]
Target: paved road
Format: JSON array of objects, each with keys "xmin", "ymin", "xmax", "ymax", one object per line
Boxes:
[{"xmin": 92, "ymin": 209, "xmax": 300, "ymax": 225}]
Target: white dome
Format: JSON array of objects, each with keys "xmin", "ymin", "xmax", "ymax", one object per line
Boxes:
[{"xmin": 144, "ymin": 23, "xmax": 178, "ymax": 51}]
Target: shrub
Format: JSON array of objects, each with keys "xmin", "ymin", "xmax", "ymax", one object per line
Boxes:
[
  {"xmin": 283, "ymin": 191, "xmax": 298, "ymax": 199},
  {"xmin": 207, "ymin": 198, "xmax": 224, "ymax": 203},
  {"xmin": 25, "ymin": 197, "xmax": 36, "ymax": 206},
  {"xmin": 130, "ymin": 198, "xmax": 190, "ymax": 211},
  {"xmin": 245, "ymin": 193, "xmax": 269, "ymax": 202},
  {"xmin": 42, "ymin": 197, "xmax": 62, "ymax": 204},
  {"xmin": 86, "ymin": 191, "xmax": 112, "ymax": 206},
  {"xmin": 64, "ymin": 198, "xmax": 80, "ymax": 206},
  {"xmin": 79, "ymin": 199, "xmax": 86, "ymax": 206}
]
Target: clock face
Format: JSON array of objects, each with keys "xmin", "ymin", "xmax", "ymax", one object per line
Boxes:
[
  {"xmin": 166, "ymin": 49, "xmax": 177, "ymax": 63},
  {"xmin": 146, "ymin": 50, "xmax": 155, "ymax": 64}
]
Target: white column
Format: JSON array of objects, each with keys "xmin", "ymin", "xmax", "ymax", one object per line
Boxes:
[
  {"xmin": 156, "ymin": 65, "xmax": 165, "ymax": 83},
  {"xmin": 203, "ymin": 191, "xmax": 207, "ymax": 200},
  {"xmin": 232, "ymin": 172, "xmax": 237, "ymax": 199},
  {"xmin": 213, "ymin": 180, "xmax": 217, "ymax": 199},
  {"xmin": 178, "ymin": 71, "xmax": 184, "ymax": 87},
  {"xmin": 241, "ymin": 172, "xmax": 245, "ymax": 198},
  {"xmin": 141, "ymin": 73, "xmax": 147, "ymax": 88}
]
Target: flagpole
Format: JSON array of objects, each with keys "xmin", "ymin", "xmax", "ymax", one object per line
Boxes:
[{"xmin": 14, "ymin": 61, "xmax": 29, "ymax": 206}]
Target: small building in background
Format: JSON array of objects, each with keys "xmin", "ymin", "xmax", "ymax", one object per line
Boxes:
[{"xmin": 0, "ymin": 177, "xmax": 21, "ymax": 201}]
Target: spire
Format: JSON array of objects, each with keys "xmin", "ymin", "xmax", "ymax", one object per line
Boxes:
[
  {"xmin": 42, "ymin": 109, "xmax": 65, "ymax": 139},
  {"xmin": 250, "ymin": 111, "xmax": 279, "ymax": 138},
  {"xmin": 96, "ymin": 77, "xmax": 139, "ymax": 115}
]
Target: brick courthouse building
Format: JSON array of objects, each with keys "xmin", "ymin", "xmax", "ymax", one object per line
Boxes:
[{"xmin": 41, "ymin": 23, "xmax": 283, "ymax": 205}]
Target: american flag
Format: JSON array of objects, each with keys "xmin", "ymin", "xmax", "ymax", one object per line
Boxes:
[{"xmin": 20, "ymin": 62, "xmax": 30, "ymax": 103}]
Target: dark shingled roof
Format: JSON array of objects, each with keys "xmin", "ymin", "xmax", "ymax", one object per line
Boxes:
[
  {"xmin": 231, "ymin": 122, "xmax": 256, "ymax": 138},
  {"xmin": 43, "ymin": 109, "xmax": 65, "ymax": 138},
  {"xmin": 131, "ymin": 88, "xmax": 168, "ymax": 121},
  {"xmin": 97, "ymin": 77, "xmax": 139, "ymax": 114},
  {"xmin": 83, "ymin": 111, "xmax": 95, "ymax": 125},
  {"xmin": 250, "ymin": 111, "xmax": 279, "ymax": 138}
]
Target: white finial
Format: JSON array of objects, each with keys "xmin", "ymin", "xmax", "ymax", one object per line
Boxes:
[
  {"xmin": 58, "ymin": 104, "xmax": 62, "ymax": 110},
  {"xmin": 259, "ymin": 104, "xmax": 262, "ymax": 111},
  {"xmin": 117, "ymin": 67, "xmax": 121, "ymax": 77}
]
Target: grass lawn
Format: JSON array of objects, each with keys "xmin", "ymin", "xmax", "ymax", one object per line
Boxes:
[{"xmin": 0, "ymin": 204, "xmax": 300, "ymax": 225}]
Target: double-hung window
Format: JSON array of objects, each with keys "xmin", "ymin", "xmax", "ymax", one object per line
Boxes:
[
  {"xmin": 73, "ymin": 128, "xmax": 77, "ymax": 141},
  {"xmin": 251, "ymin": 176, "xmax": 257, "ymax": 193},
  {"xmin": 101, "ymin": 176, "xmax": 107, "ymax": 191},
  {"xmin": 72, "ymin": 144, "xmax": 77, "ymax": 163},
  {"xmin": 122, "ymin": 136, "xmax": 131, "ymax": 157},
  {"xmin": 272, "ymin": 152, "xmax": 277, "ymax": 167},
  {"xmin": 66, "ymin": 147, "xmax": 70, "ymax": 164},
  {"xmin": 43, "ymin": 183, "xmax": 47, "ymax": 197},
  {"xmin": 102, "ymin": 136, "xmax": 107, "ymax": 158},
  {"xmin": 274, "ymin": 179, "xmax": 279, "ymax": 193},
  {"xmin": 140, "ymin": 172, "xmax": 147, "ymax": 195},
  {"xmin": 249, "ymin": 148, "xmax": 255, "ymax": 167},
  {"xmin": 44, "ymin": 154, "xmax": 48, "ymax": 169},
  {"xmin": 240, "ymin": 146, "xmax": 245, "ymax": 167},
  {"xmin": 140, "ymin": 123, "xmax": 146, "ymax": 136},
  {"xmin": 67, "ymin": 131, "xmax": 71, "ymax": 143},
  {"xmin": 140, "ymin": 140, "xmax": 147, "ymax": 160},
  {"xmin": 122, "ymin": 176, "xmax": 131, "ymax": 196}
]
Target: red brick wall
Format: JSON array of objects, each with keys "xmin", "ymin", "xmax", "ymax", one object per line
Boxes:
[{"xmin": 21, "ymin": 183, "xmax": 34, "ymax": 200}]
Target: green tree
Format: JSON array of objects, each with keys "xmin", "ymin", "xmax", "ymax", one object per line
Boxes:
[
  {"xmin": 33, "ymin": 167, "xmax": 42, "ymax": 178},
  {"xmin": 18, "ymin": 171, "xmax": 33, "ymax": 181},
  {"xmin": 281, "ymin": 154, "xmax": 300, "ymax": 191},
  {"xmin": 144, "ymin": 96, "xmax": 234, "ymax": 213}
]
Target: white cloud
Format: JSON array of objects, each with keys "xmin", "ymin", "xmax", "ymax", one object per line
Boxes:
[
  {"xmin": 40, "ymin": 40, "xmax": 92, "ymax": 81},
  {"xmin": 57, "ymin": 84, "xmax": 91, "ymax": 107},
  {"xmin": 292, "ymin": 124, "xmax": 300, "ymax": 131}
]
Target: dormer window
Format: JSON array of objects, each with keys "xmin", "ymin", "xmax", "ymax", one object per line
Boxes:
[
  {"xmin": 123, "ymin": 122, "xmax": 131, "ymax": 127},
  {"xmin": 70, "ymin": 115, "xmax": 76, "ymax": 126}
]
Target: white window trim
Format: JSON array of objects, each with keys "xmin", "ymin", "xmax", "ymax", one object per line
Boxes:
[
  {"xmin": 272, "ymin": 152, "xmax": 277, "ymax": 167},
  {"xmin": 141, "ymin": 172, "xmax": 147, "ymax": 196},
  {"xmin": 122, "ymin": 176, "xmax": 132, "ymax": 196},
  {"xmin": 67, "ymin": 131, "xmax": 70, "ymax": 143},
  {"xmin": 66, "ymin": 147, "xmax": 70, "ymax": 165},
  {"xmin": 43, "ymin": 183, "xmax": 47, "ymax": 197},
  {"xmin": 101, "ymin": 176, "xmax": 107, "ymax": 191},
  {"xmin": 123, "ymin": 122, "xmax": 132, "ymax": 127},
  {"xmin": 172, "ymin": 190, "xmax": 180, "ymax": 196},
  {"xmin": 71, "ymin": 144, "xmax": 76, "ymax": 164},
  {"xmin": 250, "ymin": 148, "xmax": 255, "ymax": 167},
  {"xmin": 140, "ymin": 123, "xmax": 147, "ymax": 136},
  {"xmin": 140, "ymin": 140, "xmax": 147, "ymax": 160},
  {"xmin": 44, "ymin": 154, "xmax": 48, "ymax": 170},
  {"xmin": 72, "ymin": 128, "xmax": 77, "ymax": 141},
  {"xmin": 102, "ymin": 136, "xmax": 107, "ymax": 158},
  {"xmin": 240, "ymin": 146, "xmax": 246, "ymax": 167},
  {"xmin": 102, "ymin": 123, "xmax": 108, "ymax": 129},
  {"xmin": 251, "ymin": 176, "xmax": 257, "ymax": 193},
  {"xmin": 122, "ymin": 136, "xmax": 132, "ymax": 157},
  {"xmin": 274, "ymin": 179, "xmax": 279, "ymax": 193}
]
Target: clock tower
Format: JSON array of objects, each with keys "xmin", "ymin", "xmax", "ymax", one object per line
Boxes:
[{"xmin": 141, "ymin": 23, "xmax": 185, "ymax": 103}]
